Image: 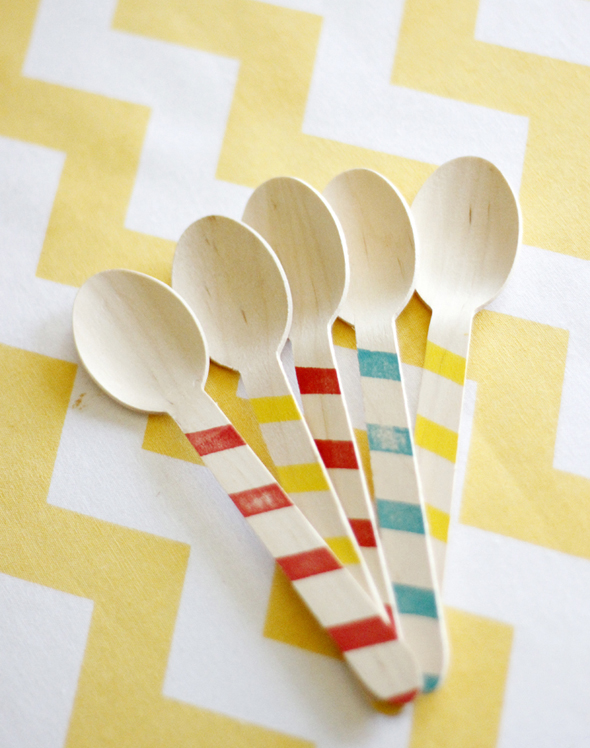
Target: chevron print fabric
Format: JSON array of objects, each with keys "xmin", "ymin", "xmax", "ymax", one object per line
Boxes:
[{"xmin": 1, "ymin": 0, "xmax": 590, "ymax": 746}]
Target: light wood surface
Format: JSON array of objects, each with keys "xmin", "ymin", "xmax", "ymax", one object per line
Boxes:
[
  {"xmin": 172, "ymin": 215, "xmax": 293, "ymax": 372},
  {"xmin": 243, "ymin": 177, "xmax": 398, "ymax": 629},
  {"xmin": 243, "ymin": 177, "xmax": 348, "ymax": 356},
  {"xmin": 72, "ymin": 268, "xmax": 422, "ymax": 704},
  {"xmin": 411, "ymin": 157, "xmax": 521, "ymax": 588},
  {"xmin": 172, "ymin": 216, "xmax": 381, "ymax": 605},
  {"xmin": 324, "ymin": 168, "xmax": 448, "ymax": 692},
  {"xmin": 72, "ymin": 268, "xmax": 209, "ymax": 418}
]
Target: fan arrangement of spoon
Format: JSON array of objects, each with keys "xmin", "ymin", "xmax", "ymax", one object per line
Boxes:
[{"xmin": 72, "ymin": 157, "xmax": 520, "ymax": 706}]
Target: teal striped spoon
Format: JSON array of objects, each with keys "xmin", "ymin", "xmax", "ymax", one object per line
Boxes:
[{"xmin": 324, "ymin": 168, "xmax": 448, "ymax": 692}]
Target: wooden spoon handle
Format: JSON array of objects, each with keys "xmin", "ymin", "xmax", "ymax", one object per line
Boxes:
[
  {"xmin": 242, "ymin": 360, "xmax": 382, "ymax": 610},
  {"xmin": 355, "ymin": 323, "xmax": 448, "ymax": 692},
  {"xmin": 293, "ymin": 361, "xmax": 397, "ymax": 623},
  {"xmin": 414, "ymin": 310, "xmax": 472, "ymax": 590},
  {"xmin": 177, "ymin": 392, "xmax": 421, "ymax": 704}
]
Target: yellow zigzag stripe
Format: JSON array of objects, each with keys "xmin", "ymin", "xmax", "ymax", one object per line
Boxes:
[
  {"xmin": 0, "ymin": 1, "xmax": 174, "ymax": 288},
  {"xmin": 394, "ymin": 0, "xmax": 590, "ymax": 260},
  {"xmin": 0, "ymin": 345, "xmax": 306, "ymax": 747},
  {"xmin": 423, "ymin": 341, "xmax": 466, "ymax": 385},
  {"xmin": 114, "ymin": 0, "xmax": 434, "ymax": 201}
]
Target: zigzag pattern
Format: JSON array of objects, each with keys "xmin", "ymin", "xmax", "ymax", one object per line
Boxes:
[
  {"xmin": 464, "ymin": 311, "xmax": 590, "ymax": 556},
  {"xmin": 0, "ymin": 0, "xmax": 174, "ymax": 288},
  {"xmin": 0, "ymin": 345, "xmax": 307, "ymax": 747},
  {"xmin": 393, "ymin": 0, "xmax": 590, "ymax": 259},
  {"xmin": 113, "ymin": 0, "xmax": 435, "ymax": 202},
  {"xmin": 0, "ymin": 2, "xmax": 310, "ymax": 743}
]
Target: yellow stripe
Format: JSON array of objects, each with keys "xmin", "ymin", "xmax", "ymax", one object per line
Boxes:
[
  {"xmin": 415, "ymin": 415, "xmax": 458, "ymax": 462},
  {"xmin": 425, "ymin": 504, "xmax": 450, "ymax": 543},
  {"xmin": 276, "ymin": 463, "xmax": 330, "ymax": 493},
  {"xmin": 325, "ymin": 536, "xmax": 360, "ymax": 565},
  {"xmin": 423, "ymin": 341, "xmax": 466, "ymax": 385},
  {"xmin": 331, "ymin": 317, "xmax": 357, "ymax": 350},
  {"xmin": 250, "ymin": 395, "xmax": 301, "ymax": 423}
]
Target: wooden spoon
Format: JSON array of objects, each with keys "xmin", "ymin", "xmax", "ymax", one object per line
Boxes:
[
  {"xmin": 411, "ymin": 156, "xmax": 521, "ymax": 588},
  {"xmin": 243, "ymin": 178, "xmax": 397, "ymax": 624},
  {"xmin": 72, "ymin": 268, "xmax": 422, "ymax": 704},
  {"xmin": 324, "ymin": 168, "xmax": 448, "ymax": 693},
  {"xmin": 172, "ymin": 216, "xmax": 380, "ymax": 606}
]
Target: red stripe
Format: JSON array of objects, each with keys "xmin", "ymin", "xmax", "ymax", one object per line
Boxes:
[
  {"xmin": 386, "ymin": 689, "xmax": 419, "ymax": 706},
  {"xmin": 229, "ymin": 483, "xmax": 292, "ymax": 517},
  {"xmin": 277, "ymin": 547, "xmax": 341, "ymax": 580},
  {"xmin": 315, "ymin": 439, "xmax": 359, "ymax": 469},
  {"xmin": 295, "ymin": 367, "xmax": 341, "ymax": 395},
  {"xmin": 186, "ymin": 425, "xmax": 245, "ymax": 456},
  {"xmin": 349, "ymin": 518, "xmax": 377, "ymax": 548},
  {"xmin": 384, "ymin": 604, "xmax": 394, "ymax": 626},
  {"xmin": 327, "ymin": 615, "xmax": 397, "ymax": 651}
]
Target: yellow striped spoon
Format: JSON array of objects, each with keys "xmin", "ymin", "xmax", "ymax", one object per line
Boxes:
[{"xmin": 411, "ymin": 157, "xmax": 520, "ymax": 588}]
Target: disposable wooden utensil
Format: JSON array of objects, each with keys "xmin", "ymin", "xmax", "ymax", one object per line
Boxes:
[
  {"xmin": 172, "ymin": 216, "xmax": 380, "ymax": 606},
  {"xmin": 411, "ymin": 156, "xmax": 521, "ymax": 588},
  {"xmin": 73, "ymin": 268, "xmax": 422, "ymax": 704},
  {"xmin": 324, "ymin": 168, "xmax": 448, "ymax": 693},
  {"xmin": 242, "ymin": 178, "xmax": 397, "ymax": 625}
]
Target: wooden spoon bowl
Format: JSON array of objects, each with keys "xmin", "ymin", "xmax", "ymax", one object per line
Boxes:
[
  {"xmin": 172, "ymin": 215, "xmax": 292, "ymax": 372},
  {"xmin": 73, "ymin": 269, "xmax": 208, "ymax": 415},
  {"xmin": 412, "ymin": 156, "xmax": 520, "ymax": 314},
  {"xmin": 324, "ymin": 168, "xmax": 416, "ymax": 327},
  {"xmin": 243, "ymin": 176, "xmax": 348, "ymax": 339}
]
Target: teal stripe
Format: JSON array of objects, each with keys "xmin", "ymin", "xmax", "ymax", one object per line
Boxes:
[
  {"xmin": 423, "ymin": 674, "xmax": 440, "ymax": 693},
  {"xmin": 367, "ymin": 424, "xmax": 412, "ymax": 455},
  {"xmin": 394, "ymin": 584, "xmax": 438, "ymax": 619},
  {"xmin": 377, "ymin": 499, "xmax": 425, "ymax": 534},
  {"xmin": 358, "ymin": 349, "xmax": 400, "ymax": 380}
]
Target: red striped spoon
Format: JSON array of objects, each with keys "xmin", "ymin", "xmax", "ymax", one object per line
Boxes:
[
  {"xmin": 72, "ymin": 268, "xmax": 421, "ymax": 704},
  {"xmin": 243, "ymin": 178, "xmax": 397, "ymax": 625}
]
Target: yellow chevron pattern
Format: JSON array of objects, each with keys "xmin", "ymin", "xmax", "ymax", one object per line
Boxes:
[
  {"xmin": 0, "ymin": 345, "xmax": 304, "ymax": 747},
  {"xmin": 410, "ymin": 609, "xmax": 513, "ymax": 748},
  {"xmin": 113, "ymin": 0, "xmax": 434, "ymax": 201},
  {"xmin": 0, "ymin": 0, "xmax": 174, "ymax": 288},
  {"xmin": 463, "ymin": 311, "xmax": 590, "ymax": 556},
  {"xmin": 393, "ymin": 0, "xmax": 590, "ymax": 260}
]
